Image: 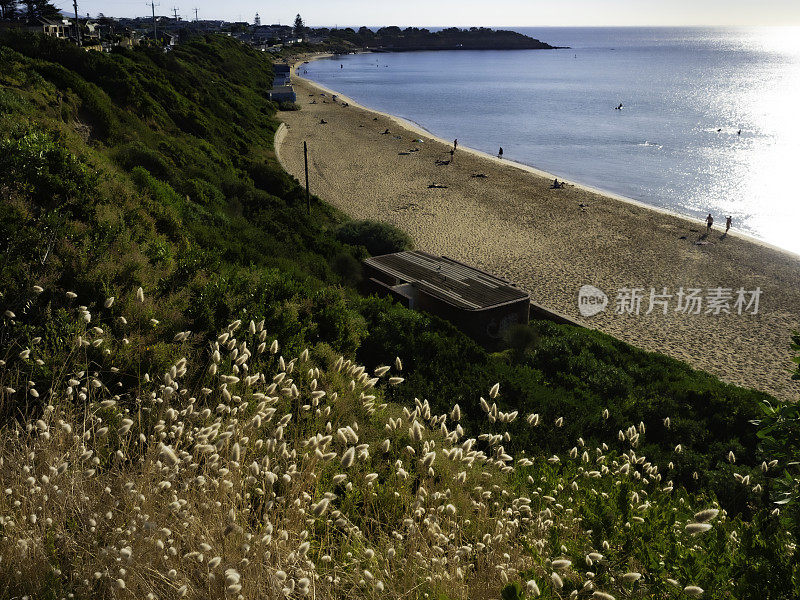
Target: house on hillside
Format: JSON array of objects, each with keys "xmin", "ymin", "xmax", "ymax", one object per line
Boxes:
[
  {"xmin": 141, "ymin": 30, "xmax": 177, "ymax": 47},
  {"xmin": 84, "ymin": 21, "xmax": 101, "ymax": 41},
  {"xmin": 30, "ymin": 17, "xmax": 69, "ymax": 38},
  {"xmin": 117, "ymin": 35, "xmax": 138, "ymax": 49},
  {"xmin": 363, "ymin": 251, "xmax": 530, "ymax": 345}
]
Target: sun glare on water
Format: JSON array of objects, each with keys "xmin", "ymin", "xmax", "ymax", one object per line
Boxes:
[{"xmin": 731, "ymin": 27, "xmax": 800, "ymax": 253}]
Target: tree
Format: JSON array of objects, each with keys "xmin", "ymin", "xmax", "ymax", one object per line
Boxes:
[
  {"xmin": 34, "ymin": 0, "xmax": 60, "ymax": 19},
  {"xmin": 0, "ymin": 0, "xmax": 18, "ymax": 19},
  {"xmin": 19, "ymin": 0, "xmax": 59, "ymax": 19},
  {"xmin": 293, "ymin": 13, "xmax": 304, "ymax": 40}
]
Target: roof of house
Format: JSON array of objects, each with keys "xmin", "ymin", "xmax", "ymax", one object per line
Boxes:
[
  {"xmin": 364, "ymin": 251, "xmax": 529, "ymax": 311},
  {"xmin": 274, "ymin": 64, "xmax": 291, "ymax": 73},
  {"xmin": 269, "ymin": 85, "xmax": 295, "ymax": 93},
  {"xmin": 37, "ymin": 17, "xmax": 67, "ymax": 27}
]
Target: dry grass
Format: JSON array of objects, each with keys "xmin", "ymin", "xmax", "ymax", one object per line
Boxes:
[{"xmin": 0, "ymin": 286, "xmax": 792, "ymax": 600}]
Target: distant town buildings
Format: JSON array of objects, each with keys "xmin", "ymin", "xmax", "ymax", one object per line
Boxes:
[{"xmin": 0, "ymin": 9, "xmax": 309, "ymax": 53}]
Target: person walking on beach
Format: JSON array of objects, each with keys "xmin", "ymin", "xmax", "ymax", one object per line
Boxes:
[
  {"xmin": 498, "ymin": 147, "xmax": 503, "ymax": 158},
  {"xmin": 725, "ymin": 215, "xmax": 732, "ymax": 233},
  {"xmin": 453, "ymin": 139, "xmax": 458, "ymax": 152},
  {"xmin": 706, "ymin": 213, "xmax": 714, "ymax": 234}
]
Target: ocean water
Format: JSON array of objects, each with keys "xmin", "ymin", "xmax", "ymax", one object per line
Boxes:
[{"xmin": 302, "ymin": 27, "xmax": 800, "ymax": 255}]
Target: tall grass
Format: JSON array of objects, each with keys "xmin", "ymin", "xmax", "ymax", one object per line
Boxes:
[{"xmin": 1, "ymin": 286, "xmax": 796, "ymax": 599}]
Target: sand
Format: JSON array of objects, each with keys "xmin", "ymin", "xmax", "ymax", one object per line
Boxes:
[{"xmin": 275, "ymin": 59, "xmax": 800, "ymax": 401}]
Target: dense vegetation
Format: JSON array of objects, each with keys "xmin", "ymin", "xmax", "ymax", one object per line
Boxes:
[
  {"xmin": 0, "ymin": 32, "xmax": 797, "ymax": 598},
  {"xmin": 0, "ymin": 0, "xmax": 60, "ymax": 21},
  {"xmin": 311, "ymin": 26, "xmax": 557, "ymax": 51}
]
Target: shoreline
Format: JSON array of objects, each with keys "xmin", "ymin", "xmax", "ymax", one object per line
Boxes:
[
  {"xmin": 277, "ymin": 54, "xmax": 800, "ymax": 401},
  {"xmin": 290, "ymin": 53, "xmax": 799, "ymax": 260}
]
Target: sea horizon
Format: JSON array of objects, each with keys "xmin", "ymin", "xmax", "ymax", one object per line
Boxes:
[{"xmin": 302, "ymin": 26, "xmax": 800, "ymax": 255}]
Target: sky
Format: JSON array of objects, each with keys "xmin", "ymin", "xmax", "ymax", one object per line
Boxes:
[{"xmin": 54, "ymin": 0, "xmax": 800, "ymax": 27}]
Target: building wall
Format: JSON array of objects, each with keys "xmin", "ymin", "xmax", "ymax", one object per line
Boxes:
[
  {"xmin": 362, "ymin": 264, "xmax": 529, "ymax": 345},
  {"xmin": 269, "ymin": 90, "xmax": 296, "ymax": 103},
  {"xmin": 415, "ymin": 294, "xmax": 529, "ymax": 345}
]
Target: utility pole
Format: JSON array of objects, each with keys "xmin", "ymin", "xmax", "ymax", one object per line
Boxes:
[
  {"xmin": 73, "ymin": 0, "xmax": 81, "ymax": 46},
  {"xmin": 194, "ymin": 7, "xmax": 198, "ymax": 22},
  {"xmin": 147, "ymin": 1, "xmax": 158, "ymax": 42},
  {"xmin": 172, "ymin": 6, "xmax": 178, "ymax": 20}
]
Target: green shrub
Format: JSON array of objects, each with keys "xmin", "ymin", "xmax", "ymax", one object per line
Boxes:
[
  {"xmin": 0, "ymin": 88, "xmax": 26, "ymax": 115},
  {"xmin": 505, "ymin": 323, "xmax": 539, "ymax": 357},
  {"xmin": 278, "ymin": 100, "xmax": 300, "ymax": 111},
  {"xmin": 113, "ymin": 141, "xmax": 175, "ymax": 182},
  {"xmin": 335, "ymin": 220, "xmax": 412, "ymax": 256},
  {"xmin": 331, "ymin": 252, "xmax": 363, "ymax": 286},
  {"xmin": 246, "ymin": 159, "xmax": 295, "ymax": 198},
  {"xmin": 0, "ymin": 128, "xmax": 97, "ymax": 211},
  {"xmin": 182, "ymin": 177, "xmax": 225, "ymax": 208}
]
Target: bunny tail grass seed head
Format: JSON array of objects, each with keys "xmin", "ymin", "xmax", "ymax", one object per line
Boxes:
[{"xmin": 683, "ymin": 586, "xmax": 704, "ymax": 597}]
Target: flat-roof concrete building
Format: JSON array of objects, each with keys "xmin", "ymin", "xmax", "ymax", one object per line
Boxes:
[
  {"xmin": 273, "ymin": 63, "xmax": 291, "ymax": 86},
  {"xmin": 363, "ymin": 251, "xmax": 530, "ymax": 345},
  {"xmin": 268, "ymin": 85, "xmax": 296, "ymax": 103}
]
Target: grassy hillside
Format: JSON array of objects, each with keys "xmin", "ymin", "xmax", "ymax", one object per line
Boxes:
[{"xmin": 0, "ymin": 32, "xmax": 797, "ymax": 598}]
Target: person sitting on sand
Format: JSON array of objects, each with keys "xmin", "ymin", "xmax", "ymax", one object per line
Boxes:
[
  {"xmin": 382, "ymin": 128, "xmax": 390, "ymax": 134},
  {"xmin": 320, "ymin": 119, "xmax": 327, "ymax": 124},
  {"xmin": 552, "ymin": 178, "xmax": 563, "ymax": 189},
  {"xmin": 706, "ymin": 213, "xmax": 714, "ymax": 233}
]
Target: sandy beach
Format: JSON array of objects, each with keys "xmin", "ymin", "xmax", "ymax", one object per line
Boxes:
[{"xmin": 276, "ymin": 62, "xmax": 800, "ymax": 401}]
